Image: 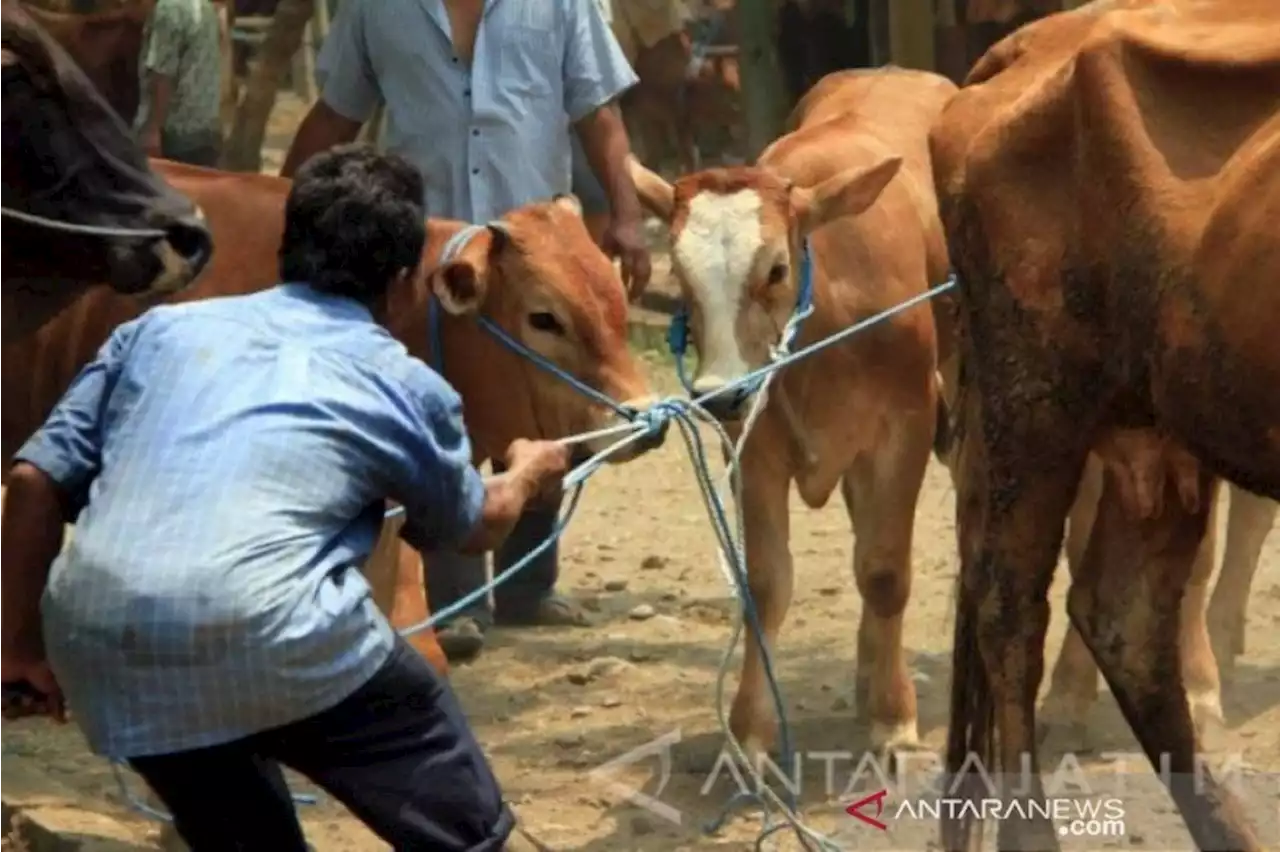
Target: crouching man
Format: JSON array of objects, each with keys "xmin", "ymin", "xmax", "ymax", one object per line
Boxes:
[{"xmin": 0, "ymin": 145, "xmax": 564, "ymax": 852}]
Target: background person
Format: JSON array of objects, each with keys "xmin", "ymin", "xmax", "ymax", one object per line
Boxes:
[{"xmin": 135, "ymin": 0, "xmax": 223, "ymax": 166}]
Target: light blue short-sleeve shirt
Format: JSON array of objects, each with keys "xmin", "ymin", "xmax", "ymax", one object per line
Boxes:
[
  {"xmin": 16, "ymin": 284, "xmax": 486, "ymax": 758},
  {"xmin": 315, "ymin": 0, "xmax": 637, "ymax": 221}
]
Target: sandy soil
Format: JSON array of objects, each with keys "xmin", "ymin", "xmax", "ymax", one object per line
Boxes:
[
  {"xmin": 3, "ymin": 95, "xmax": 1279, "ymax": 852},
  {"xmin": 3, "ymin": 352, "xmax": 1278, "ymax": 850}
]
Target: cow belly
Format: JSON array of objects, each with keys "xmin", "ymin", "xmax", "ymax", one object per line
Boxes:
[{"xmin": 363, "ymin": 514, "xmax": 449, "ymax": 677}]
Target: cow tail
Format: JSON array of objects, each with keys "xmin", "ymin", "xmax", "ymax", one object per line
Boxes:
[
  {"xmin": 933, "ymin": 392, "xmax": 953, "ymax": 463},
  {"xmin": 942, "ymin": 561, "xmax": 994, "ymax": 852}
]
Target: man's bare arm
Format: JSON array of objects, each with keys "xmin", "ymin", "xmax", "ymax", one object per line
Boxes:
[
  {"xmin": 1, "ymin": 463, "xmax": 68, "ymax": 660},
  {"xmin": 575, "ymin": 103, "xmax": 643, "ymax": 229},
  {"xmin": 280, "ymin": 101, "xmax": 365, "ymax": 178},
  {"xmin": 139, "ymin": 71, "xmax": 174, "ymax": 155},
  {"xmin": 454, "ymin": 472, "xmax": 541, "ymax": 555}
]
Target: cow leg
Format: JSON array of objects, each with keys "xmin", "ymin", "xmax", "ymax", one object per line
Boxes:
[
  {"xmin": 1180, "ymin": 495, "xmax": 1222, "ymax": 748},
  {"xmin": 1068, "ymin": 475, "xmax": 1260, "ymax": 851},
  {"xmin": 727, "ymin": 463, "xmax": 793, "ymax": 761},
  {"xmin": 840, "ymin": 412, "xmax": 930, "ymax": 758},
  {"xmin": 1206, "ymin": 486, "xmax": 1276, "ymax": 680},
  {"xmin": 1039, "ymin": 455, "xmax": 1103, "ymax": 754},
  {"xmin": 948, "ymin": 443, "xmax": 1081, "ymax": 852}
]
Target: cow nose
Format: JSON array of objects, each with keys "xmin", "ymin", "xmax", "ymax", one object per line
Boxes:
[
  {"xmin": 163, "ymin": 210, "xmax": 213, "ymax": 278},
  {"xmin": 693, "ymin": 382, "xmax": 751, "ymax": 422}
]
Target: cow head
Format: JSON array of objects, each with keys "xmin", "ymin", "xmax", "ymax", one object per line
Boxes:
[
  {"xmin": 628, "ymin": 155, "xmax": 901, "ymax": 421},
  {"xmin": 421, "ymin": 194, "xmax": 665, "ymax": 464},
  {"xmin": 1, "ymin": 0, "xmax": 212, "ymax": 339}
]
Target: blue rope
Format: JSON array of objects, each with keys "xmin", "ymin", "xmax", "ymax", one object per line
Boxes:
[{"xmin": 112, "ymin": 217, "xmax": 954, "ymax": 849}]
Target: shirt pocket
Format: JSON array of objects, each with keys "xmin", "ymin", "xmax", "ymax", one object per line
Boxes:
[{"xmin": 494, "ymin": 23, "xmax": 562, "ymax": 100}]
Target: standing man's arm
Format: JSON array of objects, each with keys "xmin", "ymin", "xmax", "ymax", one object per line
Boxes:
[
  {"xmin": 1, "ymin": 319, "xmax": 142, "ymax": 720},
  {"xmin": 563, "ymin": 0, "xmax": 651, "ymax": 298},
  {"xmin": 138, "ymin": 0, "xmax": 188, "ymax": 157},
  {"xmin": 280, "ymin": 0, "xmax": 379, "ymax": 177}
]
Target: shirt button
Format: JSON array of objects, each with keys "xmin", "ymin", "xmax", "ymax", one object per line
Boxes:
[
  {"xmin": 451, "ymin": 56, "xmax": 459, "ymax": 64},
  {"xmin": 471, "ymin": 167, "xmax": 480, "ymax": 175},
  {"xmin": 464, "ymin": 89, "xmax": 472, "ymax": 97},
  {"xmin": 471, "ymin": 128, "xmax": 479, "ymax": 137}
]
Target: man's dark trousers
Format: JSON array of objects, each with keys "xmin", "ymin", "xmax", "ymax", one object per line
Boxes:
[{"xmin": 129, "ymin": 638, "xmax": 515, "ymax": 851}]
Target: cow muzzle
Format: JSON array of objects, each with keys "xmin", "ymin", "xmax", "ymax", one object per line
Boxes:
[{"xmin": 691, "ymin": 377, "xmax": 755, "ymax": 423}]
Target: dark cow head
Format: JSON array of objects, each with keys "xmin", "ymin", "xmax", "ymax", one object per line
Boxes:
[{"xmin": 1, "ymin": 0, "xmax": 212, "ymax": 341}]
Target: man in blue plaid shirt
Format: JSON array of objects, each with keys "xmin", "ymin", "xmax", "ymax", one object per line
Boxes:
[{"xmin": 0, "ymin": 145, "xmax": 568, "ymax": 851}]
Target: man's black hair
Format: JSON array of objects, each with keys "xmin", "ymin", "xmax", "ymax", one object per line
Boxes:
[{"xmin": 279, "ymin": 144, "xmax": 426, "ymax": 304}]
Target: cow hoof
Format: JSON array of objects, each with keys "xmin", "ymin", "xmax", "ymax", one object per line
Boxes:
[{"xmin": 870, "ymin": 721, "xmax": 925, "ymax": 773}]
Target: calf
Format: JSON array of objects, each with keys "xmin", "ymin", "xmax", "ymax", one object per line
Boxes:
[{"xmin": 630, "ymin": 67, "xmax": 956, "ymax": 759}]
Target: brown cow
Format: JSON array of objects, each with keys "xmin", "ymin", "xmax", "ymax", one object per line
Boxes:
[
  {"xmin": 1, "ymin": 0, "xmax": 212, "ymax": 342},
  {"xmin": 628, "ymin": 67, "xmax": 956, "ymax": 760},
  {"xmin": 2, "ymin": 161, "xmax": 663, "ymax": 676},
  {"xmin": 933, "ymin": 1, "xmax": 1279, "ymax": 849}
]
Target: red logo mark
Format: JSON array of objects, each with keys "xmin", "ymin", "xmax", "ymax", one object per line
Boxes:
[{"xmin": 845, "ymin": 789, "xmax": 889, "ymax": 831}]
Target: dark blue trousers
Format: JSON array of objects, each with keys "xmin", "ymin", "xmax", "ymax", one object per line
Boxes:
[{"xmin": 129, "ymin": 639, "xmax": 513, "ymax": 851}]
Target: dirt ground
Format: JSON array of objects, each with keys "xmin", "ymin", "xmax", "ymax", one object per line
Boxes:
[{"xmin": 3, "ymin": 96, "xmax": 1279, "ymax": 852}]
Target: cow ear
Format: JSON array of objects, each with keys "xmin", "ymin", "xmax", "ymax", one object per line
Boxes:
[
  {"xmin": 791, "ymin": 156, "xmax": 902, "ymax": 234},
  {"xmin": 429, "ymin": 227, "xmax": 503, "ymax": 315},
  {"xmin": 627, "ymin": 155, "xmax": 675, "ymax": 221}
]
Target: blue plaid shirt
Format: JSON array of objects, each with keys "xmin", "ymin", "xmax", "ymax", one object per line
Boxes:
[
  {"xmin": 16, "ymin": 284, "xmax": 485, "ymax": 759},
  {"xmin": 315, "ymin": 0, "xmax": 637, "ymax": 221}
]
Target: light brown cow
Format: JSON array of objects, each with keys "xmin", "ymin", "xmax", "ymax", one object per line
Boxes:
[
  {"xmin": 2, "ymin": 161, "xmax": 663, "ymax": 678},
  {"xmin": 628, "ymin": 67, "xmax": 957, "ymax": 760},
  {"xmin": 933, "ymin": 1, "xmax": 1279, "ymax": 849}
]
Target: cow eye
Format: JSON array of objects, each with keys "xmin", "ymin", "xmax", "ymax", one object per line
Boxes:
[
  {"xmin": 528, "ymin": 311, "xmax": 565, "ymax": 336},
  {"xmin": 766, "ymin": 263, "xmax": 788, "ymax": 285}
]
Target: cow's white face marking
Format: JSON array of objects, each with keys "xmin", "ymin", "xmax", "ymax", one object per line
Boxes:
[{"xmin": 670, "ymin": 189, "xmax": 772, "ymax": 391}]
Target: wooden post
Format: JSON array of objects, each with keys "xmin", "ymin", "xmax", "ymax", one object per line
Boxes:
[
  {"xmin": 222, "ymin": 0, "xmax": 316, "ymax": 172},
  {"xmin": 292, "ymin": 19, "xmax": 316, "ymax": 102},
  {"xmin": 213, "ymin": 0, "xmax": 237, "ymax": 142},
  {"xmin": 733, "ymin": 0, "xmax": 788, "ymax": 159}
]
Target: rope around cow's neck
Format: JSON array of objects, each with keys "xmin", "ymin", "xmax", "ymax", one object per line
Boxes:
[{"xmin": 110, "ymin": 218, "xmax": 955, "ymax": 851}]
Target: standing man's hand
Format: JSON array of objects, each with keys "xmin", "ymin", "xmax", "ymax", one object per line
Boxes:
[{"xmin": 603, "ymin": 208, "xmax": 651, "ymax": 300}]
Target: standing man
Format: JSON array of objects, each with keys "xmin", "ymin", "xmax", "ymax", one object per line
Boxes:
[
  {"xmin": 1, "ymin": 145, "xmax": 571, "ymax": 851},
  {"xmin": 135, "ymin": 0, "xmax": 223, "ymax": 166},
  {"xmin": 282, "ymin": 0, "xmax": 651, "ymax": 663}
]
